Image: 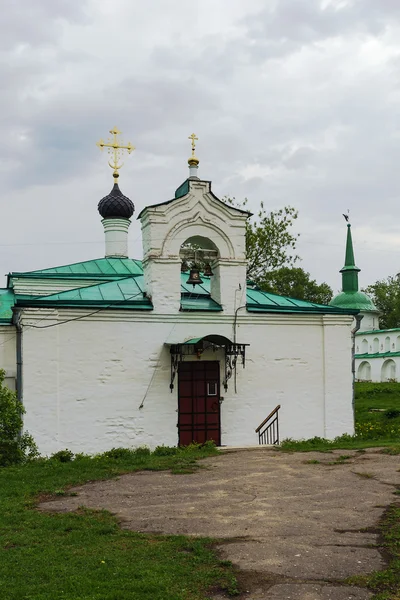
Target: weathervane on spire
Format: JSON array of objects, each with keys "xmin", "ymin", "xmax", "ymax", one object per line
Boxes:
[
  {"xmin": 342, "ymin": 209, "xmax": 350, "ymax": 223},
  {"xmin": 96, "ymin": 127, "xmax": 135, "ymax": 182},
  {"xmin": 188, "ymin": 132, "xmax": 199, "ymax": 167}
]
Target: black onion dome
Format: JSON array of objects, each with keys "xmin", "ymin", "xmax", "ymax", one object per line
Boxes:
[{"xmin": 98, "ymin": 183, "xmax": 135, "ymax": 219}]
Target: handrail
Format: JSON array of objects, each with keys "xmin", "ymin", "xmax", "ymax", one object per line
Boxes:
[{"xmin": 255, "ymin": 404, "xmax": 281, "ymax": 433}]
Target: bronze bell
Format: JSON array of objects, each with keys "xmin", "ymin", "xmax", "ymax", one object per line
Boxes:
[
  {"xmin": 186, "ymin": 267, "xmax": 203, "ymax": 287},
  {"xmin": 181, "ymin": 260, "xmax": 189, "ymax": 273},
  {"xmin": 203, "ymin": 263, "xmax": 214, "ymax": 277}
]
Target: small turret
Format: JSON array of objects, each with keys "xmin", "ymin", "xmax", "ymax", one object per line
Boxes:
[
  {"xmin": 96, "ymin": 127, "xmax": 135, "ymax": 258},
  {"xmin": 330, "ymin": 221, "xmax": 379, "ymax": 330}
]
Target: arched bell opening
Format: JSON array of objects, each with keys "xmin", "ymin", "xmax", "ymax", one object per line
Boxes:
[{"xmin": 180, "ymin": 236, "xmax": 220, "ymax": 297}]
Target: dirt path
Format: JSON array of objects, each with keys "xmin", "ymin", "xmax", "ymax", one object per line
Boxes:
[{"xmin": 39, "ymin": 448, "xmax": 400, "ymax": 599}]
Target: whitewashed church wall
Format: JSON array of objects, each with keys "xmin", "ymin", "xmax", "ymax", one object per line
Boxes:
[
  {"xmin": 0, "ymin": 326, "xmax": 17, "ymax": 388},
  {"xmin": 322, "ymin": 319, "xmax": 354, "ymax": 439},
  {"xmin": 20, "ymin": 310, "xmax": 354, "ymax": 455}
]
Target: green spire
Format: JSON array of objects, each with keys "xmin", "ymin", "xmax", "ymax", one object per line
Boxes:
[
  {"xmin": 330, "ymin": 222, "xmax": 377, "ymax": 313},
  {"xmin": 340, "ymin": 223, "xmax": 360, "ymax": 293}
]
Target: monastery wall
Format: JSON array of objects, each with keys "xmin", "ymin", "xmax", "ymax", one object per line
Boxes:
[{"xmin": 20, "ymin": 310, "xmax": 354, "ymax": 455}]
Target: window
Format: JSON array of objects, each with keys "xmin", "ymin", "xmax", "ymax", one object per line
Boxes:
[{"xmin": 207, "ymin": 382, "xmax": 217, "ymax": 396}]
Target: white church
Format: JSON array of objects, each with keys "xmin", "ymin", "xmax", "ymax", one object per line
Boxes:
[{"xmin": 0, "ymin": 129, "xmax": 360, "ymax": 455}]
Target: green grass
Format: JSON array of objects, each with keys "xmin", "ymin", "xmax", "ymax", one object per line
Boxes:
[
  {"xmin": 0, "ymin": 445, "xmax": 239, "ymax": 600},
  {"xmin": 279, "ymin": 382, "xmax": 400, "ymax": 453},
  {"xmin": 347, "ymin": 504, "xmax": 400, "ymax": 599}
]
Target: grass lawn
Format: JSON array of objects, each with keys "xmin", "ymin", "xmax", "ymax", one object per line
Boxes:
[
  {"xmin": 279, "ymin": 382, "xmax": 400, "ymax": 453},
  {"xmin": 1, "ymin": 384, "xmax": 400, "ymax": 599},
  {"xmin": 0, "ymin": 445, "xmax": 238, "ymax": 600}
]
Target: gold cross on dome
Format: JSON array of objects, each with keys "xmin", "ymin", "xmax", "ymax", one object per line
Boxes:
[
  {"xmin": 96, "ymin": 127, "xmax": 135, "ymax": 182},
  {"xmin": 188, "ymin": 132, "xmax": 198, "ymax": 157}
]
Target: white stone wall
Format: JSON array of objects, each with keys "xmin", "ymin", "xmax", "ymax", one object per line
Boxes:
[
  {"xmin": 20, "ymin": 308, "xmax": 355, "ymax": 455},
  {"xmin": 355, "ymin": 328, "xmax": 400, "ymax": 382}
]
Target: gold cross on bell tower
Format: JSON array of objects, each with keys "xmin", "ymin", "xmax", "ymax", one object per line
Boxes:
[
  {"xmin": 188, "ymin": 132, "xmax": 199, "ymax": 166},
  {"xmin": 96, "ymin": 127, "xmax": 135, "ymax": 183}
]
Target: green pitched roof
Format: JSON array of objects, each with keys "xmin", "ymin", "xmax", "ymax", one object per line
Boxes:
[
  {"xmin": 246, "ymin": 287, "xmax": 358, "ymax": 314},
  {"xmin": 15, "ymin": 277, "xmax": 152, "ymax": 310},
  {"xmin": 10, "ymin": 257, "xmax": 143, "ymax": 279},
  {"xmin": 8, "ymin": 256, "xmax": 358, "ymax": 315},
  {"xmin": 0, "ymin": 289, "xmax": 14, "ymax": 324}
]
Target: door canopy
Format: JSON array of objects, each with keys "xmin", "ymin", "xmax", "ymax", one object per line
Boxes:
[{"xmin": 167, "ymin": 335, "xmax": 249, "ymax": 392}]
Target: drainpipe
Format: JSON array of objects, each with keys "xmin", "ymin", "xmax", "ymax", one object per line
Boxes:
[
  {"xmin": 351, "ymin": 314, "xmax": 363, "ymax": 425},
  {"xmin": 12, "ymin": 308, "xmax": 23, "ymax": 408}
]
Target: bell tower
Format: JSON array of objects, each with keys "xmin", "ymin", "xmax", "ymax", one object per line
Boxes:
[{"xmin": 138, "ymin": 136, "xmax": 249, "ymax": 314}]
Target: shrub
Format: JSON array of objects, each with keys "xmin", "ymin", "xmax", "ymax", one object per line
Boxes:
[
  {"xmin": 100, "ymin": 447, "xmax": 152, "ymax": 460},
  {"xmin": 50, "ymin": 449, "xmax": 74, "ymax": 463},
  {"xmin": 0, "ymin": 369, "xmax": 38, "ymax": 466},
  {"xmin": 153, "ymin": 445, "xmax": 179, "ymax": 456},
  {"xmin": 133, "ymin": 447, "xmax": 151, "ymax": 458},
  {"xmin": 385, "ymin": 409, "xmax": 400, "ymax": 419}
]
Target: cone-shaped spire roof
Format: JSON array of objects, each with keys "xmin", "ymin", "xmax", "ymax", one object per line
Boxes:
[
  {"xmin": 340, "ymin": 223, "xmax": 360, "ymax": 292},
  {"xmin": 330, "ymin": 222, "xmax": 377, "ymax": 313}
]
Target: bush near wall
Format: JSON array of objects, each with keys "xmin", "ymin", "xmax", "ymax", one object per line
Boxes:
[{"xmin": 0, "ymin": 369, "xmax": 38, "ymax": 466}]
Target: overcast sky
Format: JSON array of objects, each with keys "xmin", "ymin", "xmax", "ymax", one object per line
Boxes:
[{"xmin": 2, "ymin": 0, "xmax": 400, "ymax": 291}]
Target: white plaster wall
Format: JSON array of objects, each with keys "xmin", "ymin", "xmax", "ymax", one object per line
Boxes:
[
  {"xmin": 358, "ymin": 312, "xmax": 379, "ymax": 332},
  {"xmin": 21, "ymin": 309, "xmax": 355, "ymax": 455}
]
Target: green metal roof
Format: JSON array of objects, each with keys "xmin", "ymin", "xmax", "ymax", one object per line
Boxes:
[
  {"xmin": 10, "ymin": 257, "xmax": 143, "ymax": 279},
  {"xmin": 356, "ymin": 328, "xmax": 399, "ymax": 336},
  {"xmin": 175, "ymin": 180, "xmax": 190, "ymax": 199},
  {"xmin": 180, "ymin": 292, "xmax": 222, "ymax": 312},
  {"xmin": 355, "ymin": 352, "xmax": 400, "ymax": 359},
  {"xmin": 15, "ymin": 278, "xmax": 152, "ymax": 310},
  {"xmin": 246, "ymin": 287, "xmax": 358, "ymax": 315},
  {"xmin": 0, "ymin": 289, "xmax": 14, "ymax": 324},
  {"xmin": 330, "ymin": 291, "xmax": 378, "ymax": 313},
  {"xmin": 7, "ymin": 256, "xmax": 359, "ymax": 315}
]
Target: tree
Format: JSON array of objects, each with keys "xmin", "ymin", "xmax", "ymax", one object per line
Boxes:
[
  {"xmin": 257, "ymin": 266, "xmax": 333, "ymax": 305},
  {"xmin": 225, "ymin": 198, "xmax": 300, "ymax": 280},
  {"xmin": 0, "ymin": 369, "xmax": 38, "ymax": 466},
  {"xmin": 363, "ymin": 276, "xmax": 400, "ymax": 330}
]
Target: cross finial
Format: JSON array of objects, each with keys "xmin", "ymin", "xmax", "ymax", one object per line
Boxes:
[
  {"xmin": 96, "ymin": 127, "xmax": 135, "ymax": 183},
  {"xmin": 188, "ymin": 133, "xmax": 199, "ymax": 167},
  {"xmin": 188, "ymin": 133, "xmax": 198, "ymax": 156}
]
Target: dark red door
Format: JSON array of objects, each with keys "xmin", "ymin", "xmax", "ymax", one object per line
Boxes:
[{"xmin": 178, "ymin": 361, "xmax": 221, "ymax": 446}]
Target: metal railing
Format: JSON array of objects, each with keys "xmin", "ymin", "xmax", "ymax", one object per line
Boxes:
[{"xmin": 255, "ymin": 404, "xmax": 280, "ymax": 445}]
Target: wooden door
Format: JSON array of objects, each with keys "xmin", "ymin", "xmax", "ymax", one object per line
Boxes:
[{"xmin": 178, "ymin": 361, "xmax": 221, "ymax": 446}]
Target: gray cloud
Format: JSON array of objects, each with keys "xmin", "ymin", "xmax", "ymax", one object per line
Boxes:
[{"xmin": 1, "ymin": 0, "xmax": 400, "ymax": 290}]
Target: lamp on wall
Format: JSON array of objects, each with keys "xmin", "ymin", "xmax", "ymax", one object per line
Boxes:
[{"xmin": 186, "ymin": 267, "xmax": 203, "ymax": 287}]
